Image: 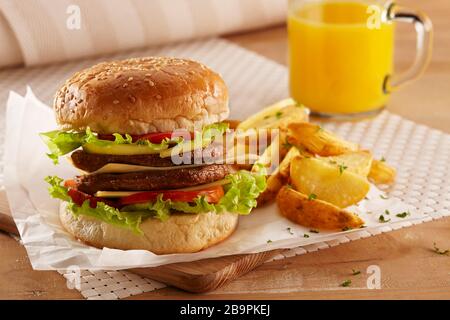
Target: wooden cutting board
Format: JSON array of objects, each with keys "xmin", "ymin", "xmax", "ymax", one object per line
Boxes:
[{"xmin": 0, "ymin": 192, "xmax": 280, "ymax": 293}]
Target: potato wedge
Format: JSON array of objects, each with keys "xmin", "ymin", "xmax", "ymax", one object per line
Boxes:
[
  {"xmin": 321, "ymin": 151, "xmax": 373, "ymax": 177},
  {"xmin": 277, "ymin": 186, "xmax": 364, "ymax": 230},
  {"xmin": 251, "ymin": 132, "xmax": 281, "ymax": 175},
  {"xmin": 257, "ymin": 147, "xmax": 301, "ymax": 206},
  {"xmin": 368, "ymin": 159, "xmax": 397, "ymax": 184},
  {"xmin": 237, "ymin": 98, "xmax": 309, "ymax": 131},
  {"xmin": 288, "ymin": 122, "xmax": 358, "ymax": 156},
  {"xmin": 278, "ymin": 146, "xmax": 301, "ymax": 177},
  {"xmin": 257, "ymin": 170, "xmax": 287, "ymax": 206},
  {"xmin": 290, "ymin": 156, "xmax": 370, "ymax": 208}
]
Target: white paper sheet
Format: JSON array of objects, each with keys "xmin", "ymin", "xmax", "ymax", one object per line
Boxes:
[{"xmin": 4, "ymin": 89, "xmax": 418, "ymax": 270}]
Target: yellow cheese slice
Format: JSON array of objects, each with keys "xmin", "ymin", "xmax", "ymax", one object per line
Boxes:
[
  {"xmin": 90, "ymin": 153, "xmax": 259, "ymax": 174},
  {"xmin": 95, "ymin": 178, "xmax": 231, "ymax": 198},
  {"xmin": 92, "ymin": 163, "xmax": 205, "ymax": 174},
  {"xmin": 82, "ymin": 143, "xmax": 164, "ymax": 155}
]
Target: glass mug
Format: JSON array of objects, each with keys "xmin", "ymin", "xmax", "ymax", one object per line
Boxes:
[{"xmin": 288, "ymin": 0, "xmax": 433, "ymax": 118}]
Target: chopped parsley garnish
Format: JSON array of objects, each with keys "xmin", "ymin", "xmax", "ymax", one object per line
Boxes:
[
  {"xmin": 303, "ymin": 234, "xmax": 310, "ymax": 238},
  {"xmin": 385, "ymin": 209, "xmax": 390, "ymax": 215},
  {"xmin": 352, "ymin": 269, "xmax": 361, "ymax": 276},
  {"xmin": 364, "ymin": 196, "xmax": 370, "ymax": 200},
  {"xmin": 264, "ymin": 115, "xmax": 270, "ymax": 120},
  {"xmin": 396, "ymin": 211, "xmax": 410, "ymax": 218},
  {"xmin": 286, "ymin": 227, "xmax": 294, "ymax": 235},
  {"xmin": 341, "ymin": 280, "xmax": 352, "ymax": 287},
  {"xmin": 285, "ymin": 184, "xmax": 293, "ymax": 189},
  {"xmin": 308, "ymin": 193, "xmax": 317, "ymax": 201},
  {"xmin": 378, "ymin": 215, "xmax": 391, "ymax": 223},
  {"xmin": 309, "ymin": 229, "xmax": 319, "ymax": 234},
  {"xmin": 267, "ymin": 239, "xmax": 273, "ymax": 244},
  {"xmin": 379, "ymin": 194, "xmax": 389, "ymax": 200},
  {"xmin": 338, "ymin": 164, "xmax": 348, "ymax": 175},
  {"xmin": 433, "ymin": 243, "xmax": 449, "ymax": 255},
  {"xmin": 381, "ymin": 157, "xmax": 386, "ymax": 162},
  {"xmin": 275, "ymin": 111, "xmax": 283, "ymax": 119},
  {"xmin": 342, "ymin": 226, "xmax": 352, "ymax": 231}
]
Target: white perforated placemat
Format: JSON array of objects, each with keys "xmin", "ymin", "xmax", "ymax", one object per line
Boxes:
[{"xmin": 1, "ymin": 38, "xmax": 449, "ymax": 299}]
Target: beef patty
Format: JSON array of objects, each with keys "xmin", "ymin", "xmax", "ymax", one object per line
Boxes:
[
  {"xmin": 74, "ymin": 164, "xmax": 232, "ymax": 194},
  {"xmin": 71, "ymin": 144, "xmax": 224, "ymax": 172}
]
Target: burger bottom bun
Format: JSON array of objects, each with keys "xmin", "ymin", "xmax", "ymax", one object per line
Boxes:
[{"xmin": 59, "ymin": 202, "xmax": 238, "ymax": 254}]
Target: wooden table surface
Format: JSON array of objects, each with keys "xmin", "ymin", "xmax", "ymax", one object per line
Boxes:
[{"xmin": 1, "ymin": 0, "xmax": 449, "ymax": 299}]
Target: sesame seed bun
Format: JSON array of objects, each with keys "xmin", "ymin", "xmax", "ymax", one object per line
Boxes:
[
  {"xmin": 59, "ymin": 202, "xmax": 238, "ymax": 254},
  {"xmin": 54, "ymin": 57, "xmax": 229, "ymax": 134}
]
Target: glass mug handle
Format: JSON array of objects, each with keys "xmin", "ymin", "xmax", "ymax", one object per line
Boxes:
[{"xmin": 383, "ymin": 2, "xmax": 433, "ymax": 94}]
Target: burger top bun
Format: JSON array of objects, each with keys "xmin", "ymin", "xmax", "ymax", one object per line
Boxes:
[{"xmin": 54, "ymin": 57, "xmax": 229, "ymax": 135}]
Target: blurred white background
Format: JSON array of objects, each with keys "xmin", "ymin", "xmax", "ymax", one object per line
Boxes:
[{"xmin": 0, "ymin": 0, "xmax": 287, "ymax": 68}]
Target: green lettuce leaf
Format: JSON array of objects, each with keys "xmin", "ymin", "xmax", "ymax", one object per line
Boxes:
[
  {"xmin": 123, "ymin": 170, "xmax": 267, "ymax": 216},
  {"xmin": 45, "ymin": 169, "xmax": 265, "ymax": 234},
  {"xmin": 45, "ymin": 175, "xmax": 152, "ymax": 234},
  {"xmin": 40, "ymin": 131, "xmax": 86, "ymax": 164},
  {"xmin": 40, "ymin": 123, "xmax": 228, "ymax": 164},
  {"xmin": 45, "ymin": 176, "xmax": 70, "ymax": 201},
  {"xmin": 40, "ymin": 128, "xmax": 181, "ymax": 164},
  {"xmin": 68, "ymin": 201, "xmax": 153, "ymax": 235}
]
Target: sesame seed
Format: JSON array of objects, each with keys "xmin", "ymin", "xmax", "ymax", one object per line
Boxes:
[
  {"xmin": 113, "ymin": 100, "xmax": 119, "ymax": 104},
  {"xmin": 128, "ymin": 77, "xmax": 134, "ymax": 81},
  {"xmin": 128, "ymin": 95, "xmax": 137, "ymax": 103},
  {"xmin": 156, "ymin": 94, "xmax": 162, "ymax": 100},
  {"xmin": 123, "ymin": 83, "xmax": 128, "ymax": 88}
]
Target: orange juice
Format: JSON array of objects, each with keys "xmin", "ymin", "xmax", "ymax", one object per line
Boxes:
[{"xmin": 288, "ymin": 1, "xmax": 394, "ymax": 115}]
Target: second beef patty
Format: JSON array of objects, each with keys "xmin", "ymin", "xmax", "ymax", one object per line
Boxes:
[{"xmin": 74, "ymin": 164, "xmax": 232, "ymax": 194}]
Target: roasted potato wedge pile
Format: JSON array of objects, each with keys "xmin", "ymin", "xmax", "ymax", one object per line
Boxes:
[{"xmin": 238, "ymin": 99, "xmax": 396, "ymax": 231}]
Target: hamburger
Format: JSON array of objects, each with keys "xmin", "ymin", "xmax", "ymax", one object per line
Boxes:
[{"xmin": 41, "ymin": 57, "xmax": 266, "ymax": 254}]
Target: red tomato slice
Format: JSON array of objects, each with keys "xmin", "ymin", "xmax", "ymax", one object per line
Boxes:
[
  {"xmin": 136, "ymin": 132, "xmax": 176, "ymax": 144},
  {"xmin": 64, "ymin": 179, "xmax": 77, "ymax": 188},
  {"xmin": 67, "ymin": 188, "xmax": 118, "ymax": 209},
  {"xmin": 97, "ymin": 132, "xmax": 191, "ymax": 144},
  {"xmin": 119, "ymin": 186, "xmax": 224, "ymax": 206}
]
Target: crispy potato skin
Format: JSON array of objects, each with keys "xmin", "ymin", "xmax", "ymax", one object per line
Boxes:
[
  {"xmin": 257, "ymin": 171, "xmax": 288, "ymax": 206},
  {"xmin": 276, "ymin": 186, "xmax": 364, "ymax": 230}
]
